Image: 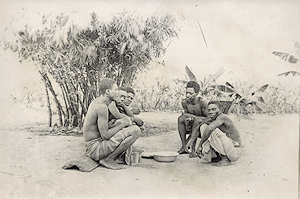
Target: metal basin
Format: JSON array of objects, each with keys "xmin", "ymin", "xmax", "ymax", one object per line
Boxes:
[{"xmin": 153, "ymin": 151, "xmax": 179, "ymax": 162}]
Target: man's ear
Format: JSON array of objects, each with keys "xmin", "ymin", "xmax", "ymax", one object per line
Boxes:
[{"xmin": 105, "ymin": 89, "xmax": 110, "ymax": 96}]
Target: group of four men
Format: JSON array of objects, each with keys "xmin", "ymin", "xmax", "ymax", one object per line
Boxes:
[{"xmin": 83, "ymin": 78, "xmax": 243, "ymax": 170}]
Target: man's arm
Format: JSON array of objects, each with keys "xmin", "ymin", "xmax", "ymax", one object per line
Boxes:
[
  {"xmin": 200, "ymin": 99, "xmax": 209, "ymax": 117},
  {"xmin": 121, "ymin": 104, "xmax": 134, "ymax": 117},
  {"xmin": 108, "ymin": 101, "xmax": 127, "ymax": 119},
  {"xmin": 97, "ymin": 104, "xmax": 131, "ymax": 140},
  {"xmin": 197, "ymin": 117, "xmax": 225, "ymax": 152}
]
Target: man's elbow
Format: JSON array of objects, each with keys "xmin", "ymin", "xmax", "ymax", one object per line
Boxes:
[{"xmin": 101, "ymin": 133, "xmax": 111, "ymax": 140}]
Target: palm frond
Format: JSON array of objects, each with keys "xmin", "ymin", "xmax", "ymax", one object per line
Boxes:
[
  {"xmin": 272, "ymin": 51, "xmax": 299, "ymax": 64},
  {"xmin": 185, "ymin": 65, "xmax": 197, "ymax": 81},
  {"xmin": 278, "ymin": 71, "xmax": 300, "ymax": 77},
  {"xmin": 203, "ymin": 67, "xmax": 225, "ymax": 90}
]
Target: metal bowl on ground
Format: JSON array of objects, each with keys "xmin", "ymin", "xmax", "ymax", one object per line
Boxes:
[{"xmin": 153, "ymin": 151, "xmax": 179, "ymax": 162}]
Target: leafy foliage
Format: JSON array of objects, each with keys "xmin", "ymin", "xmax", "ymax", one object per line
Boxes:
[
  {"xmin": 176, "ymin": 66, "xmax": 226, "ymax": 99},
  {"xmin": 3, "ymin": 10, "xmax": 179, "ymax": 127}
]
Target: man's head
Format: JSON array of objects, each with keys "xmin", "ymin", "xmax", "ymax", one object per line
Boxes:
[
  {"xmin": 186, "ymin": 81, "xmax": 200, "ymax": 102},
  {"xmin": 207, "ymin": 101, "xmax": 222, "ymax": 120},
  {"xmin": 124, "ymin": 87, "xmax": 135, "ymax": 106},
  {"xmin": 117, "ymin": 87, "xmax": 127, "ymax": 103},
  {"xmin": 99, "ymin": 78, "xmax": 118, "ymax": 100}
]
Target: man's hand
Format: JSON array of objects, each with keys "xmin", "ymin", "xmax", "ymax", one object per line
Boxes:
[
  {"xmin": 116, "ymin": 101, "xmax": 126, "ymax": 107},
  {"xmin": 196, "ymin": 145, "xmax": 203, "ymax": 155},
  {"xmin": 185, "ymin": 116, "xmax": 194, "ymax": 123},
  {"xmin": 133, "ymin": 117, "xmax": 144, "ymax": 127},
  {"xmin": 121, "ymin": 117, "xmax": 133, "ymax": 127},
  {"xmin": 108, "ymin": 119, "xmax": 116, "ymax": 128},
  {"xmin": 185, "ymin": 140, "xmax": 193, "ymax": 153}
]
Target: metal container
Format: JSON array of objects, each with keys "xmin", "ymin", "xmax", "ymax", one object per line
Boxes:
[
  {"xmin": 153, "ymin": 151, "xmax": 179, "ymax": 162},
  {"xmin": 130, "ymin": 151, "xmax": 142, "ymax": 165}
]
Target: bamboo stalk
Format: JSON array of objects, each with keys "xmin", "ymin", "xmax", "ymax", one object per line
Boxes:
[
  {"xmin": 39, "ymin": 71, "xmax": 65, "ymax": 126},
  {"xmin": 44, "ymin": 80, "xmax": 52, "ymax": 127}
]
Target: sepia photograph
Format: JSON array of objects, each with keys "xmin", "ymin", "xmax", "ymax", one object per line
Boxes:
[{"xmin": 0, "ymin": 0, "xmax": 299, "ymax": 198}]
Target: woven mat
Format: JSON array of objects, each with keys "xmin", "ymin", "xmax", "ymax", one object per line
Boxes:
[
  {"xmin": 62, "ymin": 154, "xmax": 99, "ymax": 172},
  {"xmin": 62, "ymin": 146, "xmax": 144, "ymax": 171}
]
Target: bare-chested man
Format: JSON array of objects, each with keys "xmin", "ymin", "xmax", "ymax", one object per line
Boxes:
[
  {"xmin": 178, "ymin": 81, "xmax": 209, "ymax": 158},
  {"xmin": 186, "ymin": 101, "xmax": 243, "ymax": 166},
  {"xmin": 83, "ymin": 78, "xmax": 141, "ymax": 170}
]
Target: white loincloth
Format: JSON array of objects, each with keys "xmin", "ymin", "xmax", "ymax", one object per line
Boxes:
[{"xmin": 200, "ymin": 124, "xmax": 243, "ymax": 162}]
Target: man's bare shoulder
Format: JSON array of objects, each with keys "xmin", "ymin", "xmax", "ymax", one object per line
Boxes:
[
  {"xmin": 182, "ymin": 98, "xmax": 188, "ymax": 104},
  {"xmin": 89, "ymin": 99, "xmax": 107, "ymax": 111},
  {"xmin": 181, "ymin": 98, "xmax": 188, "ymax": 107},
  {"xmin": 197, "ymin": 97, "xmax": 207, "ymax": 105},
  {"xmin": 216, "ymin": 114, "xmax": 232, "ymax": 122}
]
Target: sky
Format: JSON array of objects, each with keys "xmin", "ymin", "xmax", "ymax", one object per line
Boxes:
[{"xmin": 0, "ymin": 0, "xmax": 299, "ymax": 99}]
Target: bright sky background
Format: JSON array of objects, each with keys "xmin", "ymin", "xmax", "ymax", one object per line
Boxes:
[{"xmin": 0, "ymin": 0, "xmax": 299, "ymax": 99}]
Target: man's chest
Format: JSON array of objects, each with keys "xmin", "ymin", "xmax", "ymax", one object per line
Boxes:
[{"xmin": 186, "ymin": 103, "xmax": 203, "ymax": 115}]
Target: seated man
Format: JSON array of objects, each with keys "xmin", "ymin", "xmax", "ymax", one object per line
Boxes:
[
  {"xmin": 108, "ymin": 87, "xmax": 144, "ymax": 127},
  {"xmin": 187, "ymin": 101, "xmax": 243, "ymax": 167},
  {"xmin": 83, "ymin": 78, "xmax": 141, "ymax": 170},
  {"xmin": 125, "ymin": 87, "xmax": 141, "ymax": 115},
  {"xmin": 178, "ymin": 81, "xmax": 209, "ymax": 158},
  {"xmin": 108, "ymin": 87, "xmax": 130, "ymax": 124},
  {"xmin": 124, "ymin": 87, "xmax": 144, "ymax": 127}
]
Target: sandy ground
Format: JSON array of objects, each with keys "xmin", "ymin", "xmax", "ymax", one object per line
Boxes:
[{"xmin": 0, "ymin": 111, "xmax": 299, "ymax": 199}]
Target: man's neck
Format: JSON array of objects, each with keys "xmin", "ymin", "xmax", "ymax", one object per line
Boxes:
[
  {"xmin": 188, "ymin": 97, "xmax": 198, "ymax": 105},
  {"xmin": 98, "ymin": 95, "xmax": 112, "ymax": 106}
]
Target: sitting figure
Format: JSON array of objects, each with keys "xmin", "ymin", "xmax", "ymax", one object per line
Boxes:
[
  {"xmin": 124, "ymin": 87, "xmax": 144, "ymax": 127},
  {"xmin": 83, "ymin": 78, "xmax": 141, "ymax": 170},
  {"xmin": 108, "ymin": 87, "xmax": 144, "ymax": 127},
  {"xmin": 187, "ymin": 101, "xmax": 243, "ymax": 166},
  {"xmin": 177, "ymin": 81, "xmax": 209, "ymax": 158}
]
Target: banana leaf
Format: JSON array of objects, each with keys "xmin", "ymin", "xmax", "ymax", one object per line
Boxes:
[{"xmin": 185, "ymin": 65, "xmax": 197, "ymax": 81}]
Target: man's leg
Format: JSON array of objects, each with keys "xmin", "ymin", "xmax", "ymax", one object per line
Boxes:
[
  {"xmin": 99, "ymin": 125, "xmax": 141, "ymax": 170},
  {"xmin": 178, "ymin": 114, "xmax": 189, "ymax": 154},
  {"xmin": 189, "ymin": 118, "xmax": 203, "ymax": 158},
  {"xmin": 200, "ymin": 125, "xmax": 242, "ymax": 166},
  {"xmin": 189, "ymin": 125, "xmax": 200, "ymax": 158}
]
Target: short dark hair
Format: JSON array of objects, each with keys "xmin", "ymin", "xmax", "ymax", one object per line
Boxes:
[
  {"xmin": 119, "ymin": 87, "xmax": 127, "ymax": 92},
  {"xmin": 99, "ymin": 78, "xmax": 116, "ymax": 95},
  {"xmin": 126, "ymin": 87, "xmax": 135, "ymax": 96},
  {"xmin": 208, "ymin": 101, "xmax": 222, "ymax": 110},
  {"xmin": 186, "ymin": 81, "xmax": 200, "ymax": 94}
]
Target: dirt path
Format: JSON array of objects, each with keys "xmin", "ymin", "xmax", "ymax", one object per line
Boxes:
[{"xmin": 0, "ymin": 112, "xmax": 298, "ymax": 199}]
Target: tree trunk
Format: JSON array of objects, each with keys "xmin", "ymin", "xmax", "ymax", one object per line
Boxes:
[
  {"xmin": 60, "ymin": 83, "xmax": 70, "ymax": 127},
  {"xmin": 44, "ymin": 80, "xmax": 52, "ymax": 127},
  {"xmin": 39, "ymin": 71, "xmax": 65, "ymax": 126}
]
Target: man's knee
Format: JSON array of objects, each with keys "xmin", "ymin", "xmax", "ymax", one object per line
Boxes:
[
  {"xmin": 178, "ymin": 114, "xmax": 186, "ymax": 123},
  {"xmin": 127, "ymin": 125, "xmax": 141, "ymax": 137},
  {"xmin": 228, "ymin": 148, "xmax": 243, "ymax": 162},
  {"xmin": 200, "ymin": 124, "xmax": 208, "ymax": 133},
  {"xmin": 193, "ymin": 117, "xmax": 202, "ymax": 125}
]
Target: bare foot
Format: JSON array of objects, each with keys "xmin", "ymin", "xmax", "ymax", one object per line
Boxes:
[
  {"xmin": 178, "ymin": 146, "xmax": 189, "ymax": 154},
  {"xmin": 197, "ymin": 152, "xmax": 204, "ymax": 159},
  {"xmin": 115, "ymin": 157, "xmax": 125, "ymax": 164},
  {"xmin": 115, "ymin": 153, "xmax": 126, "ymax": 164},
  {"xmin": 189, "ymin": 151, "xmax": 198, "ymax": 158},
  {"xmin": 99, "ymin": 159, "xmax": 125, "ymax": 170},
  {"xmin": 211, "ymin": 157, "xmax": 231, "ymax": 167}
]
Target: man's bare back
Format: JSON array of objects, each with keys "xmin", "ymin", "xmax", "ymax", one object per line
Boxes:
[{"xmin": 83, "ymin": 98, "xmax": 106, "ymax": 142}]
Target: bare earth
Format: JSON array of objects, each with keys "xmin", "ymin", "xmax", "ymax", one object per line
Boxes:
[{"xmin": 0, "ymin": 111, "xmax": 298, "ymax": 199}]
